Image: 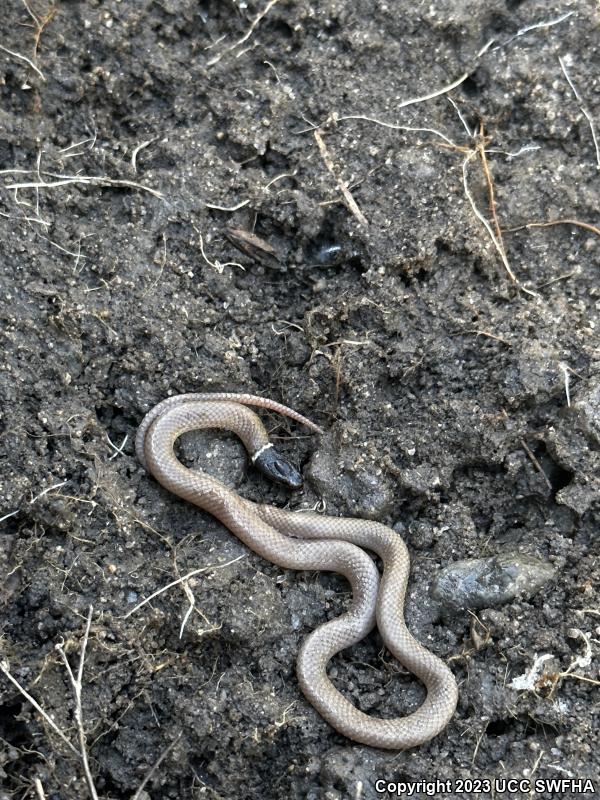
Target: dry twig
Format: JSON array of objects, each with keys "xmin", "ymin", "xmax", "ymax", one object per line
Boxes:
[
  {"xmin": 131, "ymin": 732, "xmax": 183, "ymax": 800},
  {"xmin": 461, "ymin": 149, "xmax": 519, "ymax": 286},
  {"xmin": 520, "ymin": 439, "xmax": 553, "ymax": 491},
  {"xmin": 505, "ymin": 218, "xmax": 600, "ymax": 238},
  {"xmin": 476, "ymin": 121, "xmax": 506, "ymax": 256},
  {"xmin": 314, "ymin": 129, "xmax": 368, "ymax": 227},
  {"xmin": 22, "ymin": 1, "xmax": 57, "ymax": 64},
  {"xmin": 33, "ymin": 777, "xmax": 47, "ymax": 800},
  {"xmin": 330, "ymin": 100, "xmax": 539, "ymax": 292},
  {"xmin": 0, "ymin": 660, "xmax": 80, "ymax": 756},
  {"xmin": 55, "ymin": 606, "xmax": 99, "ymax": 800}
]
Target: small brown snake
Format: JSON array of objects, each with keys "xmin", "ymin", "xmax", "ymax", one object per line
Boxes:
[{"xmin": 136, "ymin": 393, "xmax": 458, "ymax": 749}]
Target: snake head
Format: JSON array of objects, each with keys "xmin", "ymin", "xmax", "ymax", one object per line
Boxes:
[{"xmin": 253, "ymin": 445, "xmax": 303, "ymax": 489}]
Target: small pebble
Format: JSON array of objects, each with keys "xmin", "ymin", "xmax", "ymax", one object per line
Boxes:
[
  {"xmin": 574, "ymin": 382, "xmax": 600, "ymax": 446},
  {"xmin": 431, "ymin": 553, "xmax": 555, "ymax": 610}
]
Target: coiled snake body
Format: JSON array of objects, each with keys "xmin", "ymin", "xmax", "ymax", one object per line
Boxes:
[{"xmin": 136, "ymin": 393, "xmax": 458, "ymax": 749}]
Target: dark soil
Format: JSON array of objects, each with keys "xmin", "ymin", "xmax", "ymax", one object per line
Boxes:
[{"xmin": 1, "ymin": 1, "xmax": 599, "ymax": 798}]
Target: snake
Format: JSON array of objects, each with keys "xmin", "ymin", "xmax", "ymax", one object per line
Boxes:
[{"xmin": 135, "ymin": 393, "xmax": 458, "ymax": 749}]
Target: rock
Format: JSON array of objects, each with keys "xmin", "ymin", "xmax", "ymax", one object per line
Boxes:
[
  {"xmin": 556, "ymin": 474, "xmax": 600, "ymax": 516},
  {"xmin": 517, "ymin": 340, "xmax": 562, "ymax": 399},
  {"xmin": 397, "ymin": 464, "xmax": 444, "ymax": 496},
  {"xmin": 574, "ymin": 381, "xmax": 600, "ymax": 446},
  {"xmin": 431, "ymin": 553, "xmax": 555, "ymax": 611},
  {"xmin": 406, "ymin": 520, "xmax": 435, "ymax": 550}
]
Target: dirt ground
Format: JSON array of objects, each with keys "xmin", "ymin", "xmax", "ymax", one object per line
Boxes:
[{"xmin": 1, "ymin": 1, "xmax": 599, "ymax": 798}]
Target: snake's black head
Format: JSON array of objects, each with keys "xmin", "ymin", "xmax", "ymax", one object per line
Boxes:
[{"xmin": 254, "ymin": 445, "xmax": 303, "ymax": 490}]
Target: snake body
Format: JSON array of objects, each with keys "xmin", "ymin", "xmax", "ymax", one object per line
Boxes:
[{"xmin": 136, "ymin": 393, "xmax": 458, "ymax": 749}]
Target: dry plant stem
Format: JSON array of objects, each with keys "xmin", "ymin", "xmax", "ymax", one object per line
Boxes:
[
  {"xmin": 530, "ymin": 750, "xmax": 545, "ymax": 781},
  {"xmin": 547, "ymin": 631, "xmax": 600, "ymax": 698},
  {"xmin": 495, "ymin": 11, "xmax": 574, "ymax": 49},
  {"xmin": 130, "ymin": 139, "xmax": 154, "ymax": 172},
  {"xmin": 560, "ymin": 364, "xmax": 571, "ymax": 407},
  {"xmin": 179, "ymin": 578, "xmax": 196, "ymax": 638},
  {"xmin": 122, "ymin": 555, "xmax": 246, "ymax": 619},
  {"xmin": 460, "ymin": 329, "xmax": 511, "ymax": 346},
  {"xmin": 559, "ymin": 56, "xmax": 600, "ymax": 169},
  {"xmin": 207, "ymin": 0, "xmax": 281, "ymax": 66},
  {"xmin": 448, "ymin": 97, "xmax": 473, "ymax": 137},
  {"xmin": 24, "ymin": 1, "xmax": 57, "ymax": 62},
  {"xmin": 195, "ymin": 228, "xmax": 244, "ymax": 272},
  {"xmin": 520, "ymin": 439, "xmax": 553, "ymax": 491},
  {"xmin": 341, "ymin": 71, "xmax": 469, "ymax": 116},
  {"xmin": 2, "ymin": 477, "xmax": 70, "ymax": 526},
  {"xmin": 5, "ymin": 175, "xmax": 163, "ymax": 199},
  {"xmin": 461, "ymin": 150, "xmax": 524, "ymax": 289},
  {"xmin": 313, "ymin": 129, "xmax": 368, "ymax": 227},
  {"xmin": 555, "ymin": 674, "xmax": 600, "ymax": 689},
  {"xmin": 536, "ymin": 270, "xmax": 576, "ymax": 288},
  {"xmin": 0, "ymin": 211, "xmax": 50, "ymax": 226},
  {"xmin": 339, "ymin": 108, "xmax": 530, "ymax": 291},
  {"xmin": 333, "ymin": 71, "xmax": 475, "ymax": 146},
  {"xmin": 30, "ymin": 480, "xmax": 68, "ymax": 503},
  {"xmin": 506, "ymin": 219, "xmax": 600, "ymax": 238},
  {"xmin": 33, "ymin": 777, "xmax": 47, "ymax": 800},
  {"xmin": 203, "ymin": 199, "xmax": 250, "ymax": 211},
  {"xmin": 0, "ymin": 43, "xmax": 44, "ymax": 80},
  {"xmin": 335, "ymin": 116, "xmax": 463, "ymax": 149},
  {"xmin": 477, "ymin": 122, "xmax": 505, "ymax": 251},
  {"xmin": 0, "ymin": 660, "xmax": 80, "ymax": 757},
  {"xmin": 131, "ymin": 732, "xmax": 183, "ymax": 800},
  {"xmin": 107, "ymin": 433, "xmax": 128, "ymax": 460},
  {"xmin": 471, "ymin": 723, "xmax": 488, "ymax": 764},
  {"xmin": 55, "ymin": 606, "xmax": 99, "ymax": 800}
]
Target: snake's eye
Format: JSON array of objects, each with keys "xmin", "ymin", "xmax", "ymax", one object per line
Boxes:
[{"xmin": 254, "ymin": 446, "xmax": 303, "ymax": 489}]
